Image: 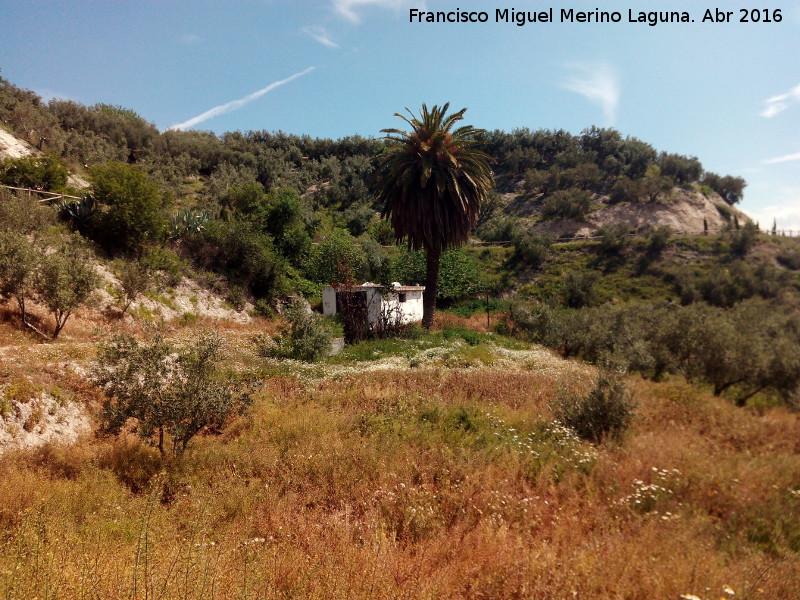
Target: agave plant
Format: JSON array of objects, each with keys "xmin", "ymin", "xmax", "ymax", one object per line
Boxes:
[
  {"xmin": 170, "ymin": 208, "xmax": 211, "ymax": 238},
  {"xmin": 57, "ymin": 196, "xmax": 97, "ymax": 227}
]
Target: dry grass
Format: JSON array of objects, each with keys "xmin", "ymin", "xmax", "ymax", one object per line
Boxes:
[{"xmin": 0, "ymin": 324, "xmax": 798, "ymax": 599}]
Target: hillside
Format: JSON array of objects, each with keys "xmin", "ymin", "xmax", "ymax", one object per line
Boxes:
[{"xmin": 1, "ymin": 74, "xmax": 800, "ymax": 599}]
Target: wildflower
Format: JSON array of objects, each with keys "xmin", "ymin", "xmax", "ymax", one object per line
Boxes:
[
  {"xmin": 680, "ymin": 594, "xmax": 702, "ymax": 600},
  {"xmin": 723, "ymin": 586, "xmax": 735, "ymax": 595}
]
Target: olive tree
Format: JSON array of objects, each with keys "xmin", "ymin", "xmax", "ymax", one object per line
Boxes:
[
  {"xmin": 94, "ymin": 331, "xmax": 251, "ymax": 455},
  {"xmin": 0, "ymin": 231, "xmax": 38, "ymax": 323},
  {"xmin": 34, "ymin": 237, "xmax": 99, "ymax": 338}
]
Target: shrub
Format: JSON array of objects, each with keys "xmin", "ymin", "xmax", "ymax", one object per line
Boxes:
[
  {"xmin": 261, "ymin": 298, "xmax": 333, "ymax": 361},
  {"xmin": 116, "ymin": 260, "xmax": 151, "ymax": 314},
  {"xmin": 541, "ymin": 188, "xmax": 592, "ymax": 220},
  {"xmin": 184, "ymin": 219, "xmax": 286, "ymax": 301},
  {"xmin": 562, "ymin": 269, "xmax": 599, "ymax": 308},
  {"xmin": 556, "ymin": 371, "xmax": 634, "ymax": 443},
  {"xmin": 88, "ymin": 161, "xmax": 166, "ymax": 254},
  {"xmin": 0, "ymin": 191, "xmax": 56, "ymax": 235},
  {"xmin": 646, "ymin": 225, "xmax": 671, "ymax": 254},
  {"xmin": 512, "ymin": 228, "xmax": 552, "ymax": 267},
  {"xmin": 94, "ymin": 331, "xmax": 251, "ymax": 455},
  {"xmin": 597, "ymin": 222, "xmax": 630, "ymax": 255},
  {"xmin": 0, "ymin": 155, "xmax": 68, "ymax": 191},
  {"xmin": 307, "ymin": 228, "xmax": 366, "ymax": 285},
  {"xmin": 728, "ymin": 221, "xmax": 759, "ymax": 257}
]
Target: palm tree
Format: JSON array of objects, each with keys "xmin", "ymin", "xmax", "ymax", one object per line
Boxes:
[{"xmin": 375, "ymin": 103, "xmax": 494, "ymax": 328}]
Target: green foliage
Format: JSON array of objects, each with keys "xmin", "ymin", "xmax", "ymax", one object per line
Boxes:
[
  {"xmin": 34, "ymin": 236, "xmax": 100, "ymax": 338},
  {"xmin": 646, "ymin": 225, "xmax": 671, "ymax": 254},
  {"xmin": 557, "ymin": 371, "xmax": 634, "ymax": 443},
  {"xmin": 368, "ymin": 218, "xmax": 396, "ymax": 246},
  {"xmin": 0, "ymin": 155, "xmax": 68, "ymax": 191},
  {"xmin": 184, "ymin": 219, "xmax": 285, "ymax": 301},
  {"xmin": 541, "ymin": 189, "xmax": 592, "ymax": 220},
  {"xmin": 597, "ymin": 222, "xmax": 631, "ymax": 255},
  {"xmin": 392, "ymin": 248, "xmax": 482, "ymax": 304},
  {"xmin": 512, "ymin": 227, "xmax": 552, "ymax": 267},
  {"xmin": 94, "ymin": 331, "xmax": 251, "ymax": 455},
  {"xmin": 58, "ymin": 197, "xmax": 97, "ymax": 234},
  {"xmin": 116, "ymin": 260, "xmax": 151, "ymax": 314},
  {"xmin": 727, "ymin": 221, "xmax": 760, "ymax": 257},
  {"xmin": 89, "ymin": 162, "xmax": 166, "ymax": 253},
  {"xmin": 0, "ymin": 189, "xmax": 57, "ymax": 234},
  {"xmin": 140, "ymin": 246, "xmax": 185, "ymax": 288},
  {"xmin": 562, "ymin": 269, "xmax": 599, "ymax": 308},
  {"xmin": 512, "ymin": 298, "xmax": 800, "ymax": 407},
  {"xmin": 170, "ymin": 208, "xmax": 211, "ymax": 238},
  {"xmin": 262, "ymin": 187, "xmax": 312, "ymax": 266},
  {"xmin": 0, "ymin": 230, "xmax": 38, "ymax": 321},
  {"xmin": 258, "ymin": 298, "xmax": 334, "ymax": 362},
  {"xmin": 702, "ymin": 172, "xmax": 747, "ymax": 205},
  {"xmin": 308, "ymin": 228, "xmax": 366, "ymax": 285}
]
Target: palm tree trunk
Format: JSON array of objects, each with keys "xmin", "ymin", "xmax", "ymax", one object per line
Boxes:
[{"xmin": 422, "ymin": 247, "xmax": 441, "ymax": 329}]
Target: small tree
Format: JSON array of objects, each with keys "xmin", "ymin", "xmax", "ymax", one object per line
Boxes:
[
  {"xmin": 94, "ymin": 331, "xmax": 251, "ymax": 455},
  {"xmin": 264, "ymin": 298, "xmax": 334, "ymax": 361},
  {"xmin": 0, "ymin": 231, "xmax": 38, "ymax": 323},
  {"xmin": 117, "ymin": 260, "xmax": 151, "ymax": 314},
  {"xmin": 89, "ymin": 162, "xmax": 166, "ymax": 254},
  {"xmin": 34, "ymin": 238, "xmax": 99, "ymax": 338},
  {"xmin": 557, "ymin": 370, "xmax": 634, "ymax": 443}
]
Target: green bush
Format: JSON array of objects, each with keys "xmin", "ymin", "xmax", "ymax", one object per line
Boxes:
[
  {"xmin": 556, "ymin": 371, "xmax": 634, "ymax": 443},
  {"xmin": 512, "ymin": 228, "xmax": 552, "ymax": 267},
  {"xmin": 392, "ymin": 248, "xmax": 481, "ymax": 304},
  {"xmin": 184, "ymin": 219, "xmax": 286, "ymax": 301},
  {"xmin": 562, "ymin": 269, "xmax": 599, "ymax": 308},
  {"xmin": 307, "ymin": 228, "xmax": 366, "ymax": 285},
  {"xmin": 597, "ymin": 222, "xmax": 630, "ymax": 255},
  {"xmin": 0, "ymin": 155, "xmax": 68, "ymax": 191},
  {"xmin": 258, "ymin": 298, "xmax": 333, "ymax": 362},
  {"xmin": 89, "ymin": 162, "xmax": 166, "ymax": 254},
  {"xmin": 541, "ymin": 188, "xmax": 592, "ymax": 220}
]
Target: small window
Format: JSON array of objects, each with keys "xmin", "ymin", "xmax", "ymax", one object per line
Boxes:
[{"xmin": 398, "ymin": 293, "xmax": 407, "ymax": 303}]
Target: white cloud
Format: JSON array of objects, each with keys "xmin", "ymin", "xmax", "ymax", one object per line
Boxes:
[
  {"xmin": 742, "ymin": 187, "xmax": 800, "ymax": 231},
  {"xmin": 168, "ymin": 67, "xmax": 315, "ymax": 131},
  {"xmin": 561, "ymin": 62, "xmax": 620, "ymax": 125},
  {"xmin": 332, "ymin": 0, "xmax": 425, "ymax": 24},
  {"xmin": 301, "ymin": 26, "xmax": 338, "ymax": 48},
  {"xmin": 760, "ymin": 83, "xmax": 800, "ymax": 118},
  {"xmin": 763, "ymin": 151, "xmax": 800, "ymax": 165}
]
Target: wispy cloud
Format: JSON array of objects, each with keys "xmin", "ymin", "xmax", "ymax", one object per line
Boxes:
[
  {"xmin": 333, "ymin": 0, "xmax": 425, "ymax": 24},
  {"xmin": 760, "ymin": 83, "xmax": 800, "ymax": 118},
  {"xmin": 168, "ymin": 67, "xmax": 315, "ymax": 131},
  {"xmin": 763, "ymin": 151, "xmax": 800, "ymax": 165},
  {"xmin": 561, "ymin": 62, "xmax": 620, "ymax": 125},
  {"xmin": 301, "ymin": 26, "xmax": 338, "ymax": 48}
]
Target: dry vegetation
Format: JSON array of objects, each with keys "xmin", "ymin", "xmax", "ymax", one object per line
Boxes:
[{"xmin": 1, "ymin": 313, "xmax": 799, "ymax": 600}]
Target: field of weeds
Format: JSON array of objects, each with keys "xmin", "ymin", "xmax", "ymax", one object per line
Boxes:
[{"xmin": 0, "ymin": 315, "xmax": 799, "ymax": 600}]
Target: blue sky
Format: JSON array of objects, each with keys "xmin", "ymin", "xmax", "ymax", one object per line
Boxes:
[{"xmin": 2, "ymin": 0, "xmax": 799, "ymax": 227}]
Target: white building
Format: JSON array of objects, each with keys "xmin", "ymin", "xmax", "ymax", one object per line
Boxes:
[{"xmin": 322, "ymin": 282, "xmax": 425, "ymax": 328}]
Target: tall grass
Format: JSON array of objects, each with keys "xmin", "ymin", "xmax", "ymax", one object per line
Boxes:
[{"xmin": 1, "ymin": 349, "xmax": 799, "ymax": 599}]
